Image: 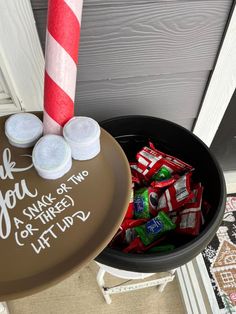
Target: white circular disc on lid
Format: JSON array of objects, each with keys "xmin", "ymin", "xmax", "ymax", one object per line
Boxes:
[
  {"xmin": 63, "ymin": 116, "xmax": 101, "ymax": 160},
  {"xmin": 5, "ymin": 113, "xmax": 43, "ymax": 148},
  {"xmin": 33, "ymin": 135, "xmax": 72, "ymax": 180}
]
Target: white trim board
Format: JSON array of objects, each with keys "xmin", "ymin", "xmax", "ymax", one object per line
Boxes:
[
  {"xmin": 177, "ymin": 258, "xmax": 220, "ymax": 314},
  {"xmin": 177, "ymin": 256, "xmax": 223, "ymax": 314},
  {"xmin": 193, "ymin": 2, "xmax": 236, "ymax": 147},
  {"xmin": 178, "ymin": 2, "xmax": 236, "ymax": 313},
  {"xmin": 0, "ymin": 65, "xmax": 19, "ymax": 115},
  {"xmin": 0, "ymin": 0, "xmax": 44, "ymax": 114},
  {"xmin": 224, "ymin": 171, "xmax": 236, "ymax": 194},
  {"xmin": 0, "ymin": 1, "xmax": 44, "ymax": 310}
]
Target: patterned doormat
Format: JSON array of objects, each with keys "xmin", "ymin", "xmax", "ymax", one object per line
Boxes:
[{"xmin": 202, "ymin": 196, "xmax": 236, "ymax": 313}]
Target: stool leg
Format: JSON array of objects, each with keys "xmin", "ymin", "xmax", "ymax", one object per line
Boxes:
[
  {"xmin": 169, "ymin": 269, "xmax": 176, "ymax": 276},
  {"xmin": 97, "ymin": 268, "xmax": 105, "ymax": 287},
  {"xmin": 103, "ymin": 289, "xmax": 112, "ymax": 305},
  {"xmin": 158, "ymin": 269, "xmax": 176, "ymax": 293},
  {"xmin": 158, "ymin": 281, "xmax": 168, "ymax": 293},
  {"xmin": 0, "ymin": 303, "xmax": 9, "ymax": 314},
  {"xmin": 96, "ymin": 268, "xmax": 112, "ymax": 304}
]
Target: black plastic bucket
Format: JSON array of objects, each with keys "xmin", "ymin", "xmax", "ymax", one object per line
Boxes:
[{"xmin": 96, "ymin": 116, "xmax": 226, "ymax": 272}]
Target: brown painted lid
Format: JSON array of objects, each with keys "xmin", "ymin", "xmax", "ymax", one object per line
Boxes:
[{"xmin": 0, "ymin": 113, "xmax": 131, "ymax": 300}]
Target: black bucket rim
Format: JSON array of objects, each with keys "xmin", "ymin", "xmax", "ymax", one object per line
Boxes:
[{"xmin": 96, "ymin": 115, "xmax": 226, "ymax": 271}]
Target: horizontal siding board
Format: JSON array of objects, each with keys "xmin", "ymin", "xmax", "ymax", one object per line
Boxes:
[
  {"xmin": 74, "ymin": 71, "xmax": 209, "ymax": 125},
  {"xmin": 31, "ymin": 0, "xmax": 232, "ymax": 10},
  {"xmin": 77, "ymin": 106, "xmax": 195, "ymax": 129},
  {"xmin": 34, "ymin": 1, "xmax": 231, "ymax": 81},
  {"xmin": 90, "ymin": 111, "xmax": 195, "ymax": 130}
]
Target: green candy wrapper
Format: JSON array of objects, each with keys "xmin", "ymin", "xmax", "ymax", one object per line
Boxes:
[
  {"xmin": 134, "ymin": 211, "xmax": 176, "ymax": 245},
  {"xmin": 152, "ymin": 166, "xmax": 172, "ymax": 181},
  {"xmin": 147, "ymin": 244, "xmax": 175, "ymax": 253},
  {"xmin": 134, "ymin": 188, "xmax": 149, "ymax": 219},
  {"xmin": 134, "ymin": 187, "xmax": 158, "ymax": 219}
]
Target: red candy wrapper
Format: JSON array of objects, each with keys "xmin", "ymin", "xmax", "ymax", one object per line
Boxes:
[
  {"xmin": 109, "ymin": 219, "xmax": 148, "ymax": 248},
  {"xmin": 121, "ymin": 219, "xmax": 148, "ymax": 230},
  {"xmin": 151, "ymin": 175, "xmax": 179, "ymax": 189},
  {"xmin": 165, "ymin": 154, "xmax": 193, "ymax": 173},
  {"xmin": 201, "ymin": 200, "xmax": 211, "ymax": 225},
  {"xmin": 169, "ymin": 183, "xmax": 203, "ymax": 236},
  {"xmin": 136, "ymin": 147, "xmax": 164, "ymax": 180},
  {"xmin": 130, "ymin": 163, "xmax": 142, "ymax": 185},
  {"xmin": 135, "ymin": 144, "xmax": 194, "ymax": 187},
  {"xmin": 122, "ymin": 237, "xmax": 141, "ymax": 253},
  {"xmin": 149, "ymin": 142, "xmax": 193, "ymax": 173},
  {"xmin": 176, "ymin": 208, "xmax": 202, "ymax": 236},
  {"xmin": 124, "ymin": 219, "xmax": 149, "ymax": 244},
  {"xmin": 157, "ymin": 173, "xmax": 194, "ymax": 212},
  {"xmin": 185, "ymin": 183, "xmax": 203, "ymax": 209}
]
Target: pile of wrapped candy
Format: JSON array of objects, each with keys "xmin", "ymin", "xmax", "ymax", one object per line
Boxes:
[{"xmin": 109, "ymin": 142, "xmax": 210, "ymax": 254}]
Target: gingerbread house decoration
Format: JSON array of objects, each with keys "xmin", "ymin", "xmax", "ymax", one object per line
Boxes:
[
  {"xmin": 211, "ymin": 239, "xmax": 236, "ymax": 305},
  {"xmin": 216, "ymin": 226, "xmax": 231, "ymax": 243},
  {"xmin": 224, "ymin": 197, "xmax": 236, "ymax": 222}
]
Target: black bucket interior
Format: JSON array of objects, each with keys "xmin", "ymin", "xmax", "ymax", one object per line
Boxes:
[{"xmin": 96, "ymin": 116, "xmax": 226, "ymax": 272}]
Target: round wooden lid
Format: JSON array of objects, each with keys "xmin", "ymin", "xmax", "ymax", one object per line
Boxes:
[{"xmin": 0, "ymin": 113, "xmax": 131, "ymax": 300}]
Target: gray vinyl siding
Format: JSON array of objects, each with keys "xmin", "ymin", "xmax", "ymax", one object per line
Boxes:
[{"xmin": 31, "ymin": 0, "xmax": 233, "ymax": 130}]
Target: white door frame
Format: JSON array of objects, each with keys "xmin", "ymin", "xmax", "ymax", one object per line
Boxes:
[
  {"xmin": 0, "ymin": 1, "xmax": 44, "ymax": 312},
  {"xmin": 178, "ymin": 2, "xmax": 236, "ymax": 313},
  {"xmin": 0, "ymin": 0, "xmax": 44, "ymax": 115}
]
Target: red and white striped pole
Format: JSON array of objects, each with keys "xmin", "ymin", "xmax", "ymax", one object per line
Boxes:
[{"xmin": 43, "ymin": 0, "xmax": 83, "ymax": 135}]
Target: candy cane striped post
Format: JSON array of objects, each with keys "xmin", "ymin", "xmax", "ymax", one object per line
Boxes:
[{"xmin": 43, "ymin": 0, "xmax": 83, "ymax": 135}]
